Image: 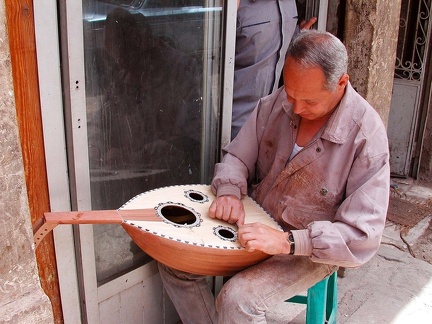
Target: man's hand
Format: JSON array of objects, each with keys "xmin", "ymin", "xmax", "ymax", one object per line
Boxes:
[
  {"xmin": 238, "ymin": 223, "xmax": 290, "ymax": 255},
  {"xmin": 209, "ymin": 195, "xmax": 246, "ymax": 225},
  {"xmin": 300, "ymin": 17, "xmax": 317, "ymax": 30}
]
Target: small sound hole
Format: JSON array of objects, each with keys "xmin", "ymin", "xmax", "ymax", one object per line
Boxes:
[
  {"xmin": 188, "ymin": 192, "xmax": 205, "ymax": 201},
  {"xmin": 160, "ymin": 205, "xmax": 197, "ymax": 225},
  {"xmin": 218, "ymin": 228, "xmax": 235, "ymax": 239},
  {"xmin": 213, "ymin": 226, "xmax": 237, "ymax": 242},
  {"xmin": 185, "ymin": 190, "xmax": 209, "ymax": 203}
]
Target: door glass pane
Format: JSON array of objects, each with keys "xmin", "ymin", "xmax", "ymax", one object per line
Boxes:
[{"xmin": 82, "ymin": 0, "xmax": 223, "ymax": 285}]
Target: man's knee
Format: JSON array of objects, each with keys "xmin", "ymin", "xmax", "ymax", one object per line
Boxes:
[{"xmin": 216, "ymin": 278, "xmax": 256, "ymax": 315}]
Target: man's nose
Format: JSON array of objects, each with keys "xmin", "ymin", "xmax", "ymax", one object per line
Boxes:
[{"xmin": 292, "ymin": 102, "xmax": 305, "ymax": 115}]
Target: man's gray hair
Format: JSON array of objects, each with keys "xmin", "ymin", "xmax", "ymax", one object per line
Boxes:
[{"xmin": 286, "ymin": 30, "xmax": 348, "ymax": 91}]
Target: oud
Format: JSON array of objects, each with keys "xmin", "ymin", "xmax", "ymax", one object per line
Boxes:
[{"xmin": 33, "ymin": 184, "xmax": 282, "ymax": 276}]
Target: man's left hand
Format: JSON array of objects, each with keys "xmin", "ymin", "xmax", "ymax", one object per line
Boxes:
[{"xmin": 237, "ymin": 223, "xmax": 290, "ymax": 255}]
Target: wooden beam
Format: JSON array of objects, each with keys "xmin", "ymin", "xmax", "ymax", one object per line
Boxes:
[{"xmin": 5, "ymin": 1, "xmax": 63, "ymax": 322}]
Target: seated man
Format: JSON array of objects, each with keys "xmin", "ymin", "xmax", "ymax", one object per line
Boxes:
[{"xmin": 159, "ymin": 30, "xmax": 390, "ymax": 323}]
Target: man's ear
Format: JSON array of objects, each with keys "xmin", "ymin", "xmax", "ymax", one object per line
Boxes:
[{"xmin": 338, "ymin": 73, "xmax": 349, "ymax": 89}]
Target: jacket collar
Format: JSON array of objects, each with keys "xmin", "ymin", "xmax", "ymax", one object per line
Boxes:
[{"xmin": 321, "ymin": 82, "xmax": 355, "ymax": 144}]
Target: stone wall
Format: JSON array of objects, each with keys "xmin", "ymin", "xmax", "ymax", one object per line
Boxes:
[
  {"xmin": 419, "ymin": 94, "xmax": 432, "ymax": 181},
  {"xmin": 0, "ymin": 0, "xmax": 54, "ymax": 322},
  {"xmin": 344, "ymin": 0, "xmax": 402, "ymax": 128}
]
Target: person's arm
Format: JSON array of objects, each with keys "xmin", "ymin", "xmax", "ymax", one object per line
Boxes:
[
  {"xmin": 209, "ymin": 140, "xmax": 256, "ymax": 226},
  {"xmin": 292, "ymin": 138, "xmax": 390, "ymax": 268},
  {"xmin": 209, "ymin": 96, "xmax": 265, "ymax": 224}
]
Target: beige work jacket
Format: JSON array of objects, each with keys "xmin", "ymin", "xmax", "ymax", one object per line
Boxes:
[{"xmin": 212, "ymin": 83, "xmax": 390, "ymax": 268}]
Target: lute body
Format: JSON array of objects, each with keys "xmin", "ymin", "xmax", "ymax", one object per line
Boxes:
[{"xmin": 34, "ymin": 184, "xmax": 282, "ymax": 276}]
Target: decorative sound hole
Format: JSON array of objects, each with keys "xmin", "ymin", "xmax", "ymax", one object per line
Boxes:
[
  {"xmin": 185, "ymin": 190, "xmax": 209, "ymax": 203},
  {"xmin": 158, "ymin": 203, "xmax": 201, "ymax": 227},
  {"xmin": 213, "ymin": 226, "xmax": 237, "ymax": 242}
]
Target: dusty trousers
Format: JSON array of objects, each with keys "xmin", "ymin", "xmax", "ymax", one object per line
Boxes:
[{"xmin": 158, "ymin": 254, "xmax": 337, "ymax": 323}]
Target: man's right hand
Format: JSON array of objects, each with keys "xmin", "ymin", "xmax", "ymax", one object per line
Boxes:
[
  {"xmin": 208, "ymin": 195, "xmax": 246, "ymax": 226},
  {"xmin": 300, "ymin": 17, "xmax": 318, "ymax": 30}
]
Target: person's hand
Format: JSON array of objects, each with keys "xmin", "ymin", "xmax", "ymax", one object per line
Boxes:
[
  {"xmin": 238, "ymin": 223, "xmax": 290, "ymax": 255},
  {"xmin": 299, "ymin": 17, "xmax": 318, "ymax": 30},
  {"xmin": 209, "ymin": 195, "xmax": 246, "ymax": 225}
]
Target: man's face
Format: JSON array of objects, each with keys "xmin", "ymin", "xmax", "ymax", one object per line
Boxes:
[{"xmin": 283, "ymin": 57, "xmax": 348, "ymax": 122}]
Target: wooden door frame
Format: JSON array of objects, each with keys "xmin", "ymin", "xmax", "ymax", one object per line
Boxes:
[{"xmin": 5, "ymin": 0, "xmax": 62, "ymax": 322}]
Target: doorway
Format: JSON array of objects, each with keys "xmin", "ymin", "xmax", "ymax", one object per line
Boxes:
[
  {"xmin": 388, "ymin": 0, "xmax": 432, "ymax": 177},
  {"xmin": 36, "ymin": 0, "xmax": 229, "ymax": 322}
]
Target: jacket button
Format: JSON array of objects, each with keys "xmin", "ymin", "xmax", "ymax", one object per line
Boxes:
[
  {"xmin": 316, "ymin": 147, "xmax": 321, "ymax": 153},
  {"xmin": 320, "ymin": 188, "xmax": 328, "ymax": 196}
]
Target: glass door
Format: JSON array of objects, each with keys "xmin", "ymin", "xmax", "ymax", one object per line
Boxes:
[
  {"xmin": 37, "ymin": 0, "xmax": 231, "ymax": 322},
  {"xmin": 82, "ymin": 0, "xmax": 224, "ymax": 286}
]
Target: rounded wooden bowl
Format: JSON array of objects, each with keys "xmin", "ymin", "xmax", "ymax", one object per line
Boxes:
[{"xmin": 120, "ymin": 184, "xmax": 282, "ymax": 276}]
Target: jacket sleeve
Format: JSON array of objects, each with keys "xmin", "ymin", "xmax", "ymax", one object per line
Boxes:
[
  {"xmin": 211, "ymin": 101, "xmax": 263, "ymax": 198},
  {"xmin": 292, "ymin": 144, "xmax": 390, "ymax": 268}
]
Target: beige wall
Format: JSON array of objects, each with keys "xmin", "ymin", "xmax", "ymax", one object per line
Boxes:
[{"xmin": 0, "ymin": 0, "xmax": 54, "ymax": 322}]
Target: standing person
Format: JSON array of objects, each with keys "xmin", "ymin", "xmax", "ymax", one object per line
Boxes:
[
  {"xmin": 231, "ymin": 0, "xmax": 317, "ymax": 139},
  {"xmin": 158, "ymin": 30, "xmax": 390, "ymax": 323}
]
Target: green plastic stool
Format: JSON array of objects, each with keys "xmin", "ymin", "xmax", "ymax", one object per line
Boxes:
[{"xmin": 285, "ymin": 272, "xmax": 337, "ymax": 324}]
